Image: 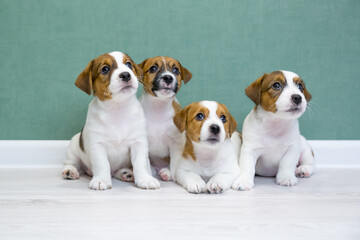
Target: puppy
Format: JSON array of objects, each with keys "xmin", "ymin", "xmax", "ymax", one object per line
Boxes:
[
  {"xmin": 172, "ymin": 101, "xmax": 241, "ymax": 194},
  {"xmin": 232, "ymin": 70, "xmax": 315, "ymax": 190},
  {"xmin": 62, "ymin": 51, "xmax": 160, "ymax": 190},
  {"xmin": 138, "ymin": 56, "xmax": 192, "ymax": 181}
]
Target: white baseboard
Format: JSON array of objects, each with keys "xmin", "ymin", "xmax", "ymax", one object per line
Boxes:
[{"xmin": 0, "ymin": 140, "xmax": 359, "ymax": 168}]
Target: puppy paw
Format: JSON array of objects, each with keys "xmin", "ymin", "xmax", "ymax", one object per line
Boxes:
[
  {"xmin": 135, "ymin": 175, "xmax": 160, "ymax": 190},
  {"xmin": 276, "ymin": 174, "xmax": 297, "ymax": 186},
  {"xmin": 116, "ymin": 168, "xmax": 134, "ymax": 182},
  {"xmin": 159, "ymin": 168, "xmax": 172, "ymax": 181},
  {"xmin": 186, "ymin": 180, "xmax": 206, "ymax": 194},
  {"xmin": 232, "ymin": 175, "xmax": 254, "ymax": 191},
  {"xmin": 295, "ymin": 165, "xmax": 313, "ymax": 178},
  {"xmin": 206, "ymin": 182, "xmax": 225, "ymax": 194},
  {"xmin": 89, "ymin": 177, "xmax": 112, "ymax": 190},
  {"xmin": 62, "ymin": 166, "xmax": 79, "ymax": 180}
]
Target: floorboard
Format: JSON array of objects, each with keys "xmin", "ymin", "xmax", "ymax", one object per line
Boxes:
[{"xmin": 0, "ymin": 168, "xmax": 359, "ymax": 240}]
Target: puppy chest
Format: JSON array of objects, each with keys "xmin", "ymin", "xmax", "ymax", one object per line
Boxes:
[{"xmin": 147, "ymin": 120, "xmax": 176, "ymax": 157}]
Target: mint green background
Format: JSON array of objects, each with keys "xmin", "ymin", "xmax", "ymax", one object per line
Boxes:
[{"xmin": 1, "ymin": 0, "xmax": 359, "ymax": 140}]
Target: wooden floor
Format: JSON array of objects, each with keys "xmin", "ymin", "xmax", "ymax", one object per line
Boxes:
[{"xmin": 0, "ymin": 168, "xmax": 359, "ymax": 240}]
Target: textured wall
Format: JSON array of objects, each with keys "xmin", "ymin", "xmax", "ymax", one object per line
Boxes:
[{"xmin": 1, "ymin": 0, "xmax": 359, "ymax": 140}]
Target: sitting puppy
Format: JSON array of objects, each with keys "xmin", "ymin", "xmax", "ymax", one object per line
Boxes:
[
  {"xmin": 138, "ymin": 56, "xmax": 192, "ymax": 181},
  {"xmin": 232, "ymin": 70, "xmax": 315, "ymax": 191},
  {"xmin": 171, "ymin": 101, "xmax": 241, "ymax": 194},
  {"xmin": 62, "ymin": 51, "xmax": 160, "ymax": 190}
]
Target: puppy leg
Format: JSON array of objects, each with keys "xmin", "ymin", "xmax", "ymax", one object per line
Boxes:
[
  {"xmin": 296, "ymin": 136, "xmax": 315, "ymax": 178},
  {"xmin": 276, "ymin": 144, "xmax": 300, "ymax": 186},
  {"xmin": 207, "ymin": 172, "xmax": 239, "ymax": 194},
  {"xmin": 232, "ymin": 147, "xmax": 257, "ymax": 191},
  {"xmin": 131, "ymin": 141, "xmax": 160, "ymax": 189},
  {"xmin": 113, "ymin": 168, "xmax": 134, "ymax": 182},
  {"xmin": 159, "ymin": 168, "xmax": 172, "ymax": 181},
  {"xmin": 62, "ymin": 133, "xmax": 81, "ymax": 180},
  {"xmin": 176, "ymin": 169, "xmax": 206, "ymax": 194},
  {"xmin": 88, "ymin": 145, "xmax": 112, "ymax": 190}
]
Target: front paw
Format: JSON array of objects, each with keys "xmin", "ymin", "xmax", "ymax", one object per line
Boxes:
[
  {"xmin": 135, "ymin": 175, "xmax": 160, "ymax": 190},
  {"xmin": 295, "ymin": 165, "xmax": 314, "ymax": 178},
  {"xmin": 186, "ymin": 180, "xmax": 206, "ymax": 194},
  {"xmin": 232, "ymin": 175, "xmax": 254, "ymax": 191},
  {"xmin": 159, "ymin": 168, "xmax": 172, "ymax": 181},
  {"xmin": 206, "ymin": 181, "xmax": 226, "ymax": 194},
  {"xmin": 276, "ymin": 174, "xmax": 297, "ymax": 186},
  {"xmin": 89, "ymin": 177, "xmax": 112, "ymax": 190}
]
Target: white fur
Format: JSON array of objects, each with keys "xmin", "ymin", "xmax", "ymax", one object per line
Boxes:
[
  {"xmin": 172, "ymin": 101, "xmax": 241, "ymax": 194},
  {"xmin": 232, "ymin": 70, "xmax": 315, "ymax": 191},
  {"xmin": 63, "ymin": 51, "xmax": 160, "ymax": 190},
  {"xmin": 139, "ymin": 93, "xmax": 180, "ymax": 181}
]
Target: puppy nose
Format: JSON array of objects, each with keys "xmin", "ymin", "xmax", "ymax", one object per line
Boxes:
[
  {"xmin": 120, "ymin": 72, "xmax": 131, "ymax": 82},
  {"xmin": 291, "ymin": 94, "xmax": 302, "ymax": 105},
  {"xmin": 163, "ymin": 75, "xmax": 173, "ymax": 85},
  {"xmin": 209, "ymin": 124, "xmax": 220, "ymax": 135}
]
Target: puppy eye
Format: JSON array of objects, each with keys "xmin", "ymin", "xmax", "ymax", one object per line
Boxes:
[
  {"xmin": 297, "ymin": 83, "xmax": 304, "ymax": 91},
  {"xmin": 272, "ymin": 82, "xmax": 282, "ymax": 90},
  {"xmin": 220, "ymin": 115, "xmax": 227, "ymax": 123},
  {"xmin": 149, "ymin": 66, "xmax": 158, "ymax": 73},
  {"xmin": 173, "ymin": 67, "xmax": 179, "ymax": 75},
  {"xmin": 101, "ymin": 66, "xmax": 110, "ymax": 74},
  {"xmin": 195, "ymin": 113, "xmax": 205, "ymax": 121},
  {"xmin": 125, "ymin": 62, "xmax": 132, "ymax": 69}
]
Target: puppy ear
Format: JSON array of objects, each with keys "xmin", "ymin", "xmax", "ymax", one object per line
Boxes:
[
  {"xmin": 139, "ymin": 58, "xmax": 148, "ymax": 70},
  {"xmin": 132, "ymin": 63, "xmax": 143, "ymax": 83},
  {"xmin": 228, "ymin": 114, "xmax": 238, "ymax": 137},
  {"xmin": 303, "ymin": 85, "xmax": 312, "ymax": 102},
  {"xmin": 245, "ymin": 73, "xmax": 267, "ymax": 105},
  {"xmin": 180, "ymin": 64, "xmax": 192, "ymax": 84},
  {"xmin": 75, "ymin": 60, "xmax": 94, "ymax": 95},
  {"xmin": 173, "ymin": 105, "xmax": 190, "ymax": 133}
]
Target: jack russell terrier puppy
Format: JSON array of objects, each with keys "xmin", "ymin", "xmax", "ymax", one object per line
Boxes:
[
  {"xmin": 232, "ymin": 70, "xmax": 315, "ymax": 191},
  {"xmin": 138, "ymin": 56, "xmax": 192, "ymax": 181},
  {"xmin": 62, "ymin": 51, "xmax": 160, "ymax": 190},
  {"xmin": 171, "ymin": 101, "xmax": 241, "ymax": 194}
]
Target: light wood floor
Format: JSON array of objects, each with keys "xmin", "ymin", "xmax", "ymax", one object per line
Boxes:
[{"xmin": 0, "ymin": 168, "xmax": 359, "ymax": 240}]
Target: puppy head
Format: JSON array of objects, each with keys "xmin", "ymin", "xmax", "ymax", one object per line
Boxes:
[
  {"xmin": 75, "ymin": 51, "xmax": 143, "ymax": 101},
  {"xmin": 173, "ymin": 101, "xmax": 237, "ymax": 148},
  {"xmin": 245, "ymin": 70, "xmax": 311, "ymax": 119},
  {"xmin": 139, "ymin": 56, "xmax": 192, "ymax": 99}
]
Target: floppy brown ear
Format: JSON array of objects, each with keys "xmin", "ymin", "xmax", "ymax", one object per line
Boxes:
[
  {"xmin": 180, "ymin": 64, "xmax": 192, "ymax": 84},
  {"xmin": 228, "ymin": 114, "xmax": 238, "ymax": 137},
  {"xmin": 75, "ymin": 60, "xmax": 94, "ymax": 95},
  {"xmin": 303, "ymin": 85, "xmax": 312, "ymax": 102},
  {"xmin": 173, "ymin": 105, "xmax": 190, "ymax": 133},
  {"xmin": 245, "ymin": 73, "xmax": 267, "ymax": 105},
  {"xmin": 139, "ymin": 59, "xmax": 148, "ymax": 70},
  {"xmin": 133, "ymin": 63, "xmax": 143, "ymax": 83}
]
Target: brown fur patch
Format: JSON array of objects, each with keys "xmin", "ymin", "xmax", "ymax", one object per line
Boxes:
[
  {"xmin": 173, "ymin": 102, "xmax": 211, "ymax": 161},
  {"xmin": 293, "ymin": 76, "xmax": 312, "ymax": 102},
  {"xmin": 245, "ymin": 71, "xmax": 286, "ymax": 113},
  {"xmin": 139, "ymin": 56, "xmax": 192, "ymax": 97},
  {"xmin": 75, "ymin": 53, "xmax": 117, "ymax": 101},
  {"xmin": 216, "ymin": 103, "xmax": 237, "ymax": 138},
  {"xmin": 123, "ymin": 53, "xmax": 143, "ymax": 83},
  {"xmin": 79, "ymin": 128, "xmax": 85, "ymax": 152}
]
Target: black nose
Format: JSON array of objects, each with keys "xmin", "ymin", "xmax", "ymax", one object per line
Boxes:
[
  {"xmin": 291, "ymin": 94, "xmax": 302, "ymax": 105},
  {"xmin": 120, "ymin": 72, "xmax": 131, "ymax": 82},
  {"xmin": 209, "ymin": 124, "xmax": 220, "ymax": 135},
  {"xmin": 163, "ymin": 75, "xmax": 173, "ymax": 85}
]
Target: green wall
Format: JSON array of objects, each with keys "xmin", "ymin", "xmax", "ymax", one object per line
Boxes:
[{"xmin": 1, "ymin": 0, "xmax": 359, "ymax": 140}]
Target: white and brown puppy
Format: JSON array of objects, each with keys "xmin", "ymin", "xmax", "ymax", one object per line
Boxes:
[
  {"xmin": 62, "ymin": 51, "xmax": 160, "ymax": 190},
  {"xmin": 138, "ymin": 56, "xmax": 192, "ymax": 181},
  {"xmin": 171, "ymin": 101, "xmax": 241, "ymax": 194},
  {"xmin": 232, "ymin": 70, "xmax": 315, "ymax": 191}
]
